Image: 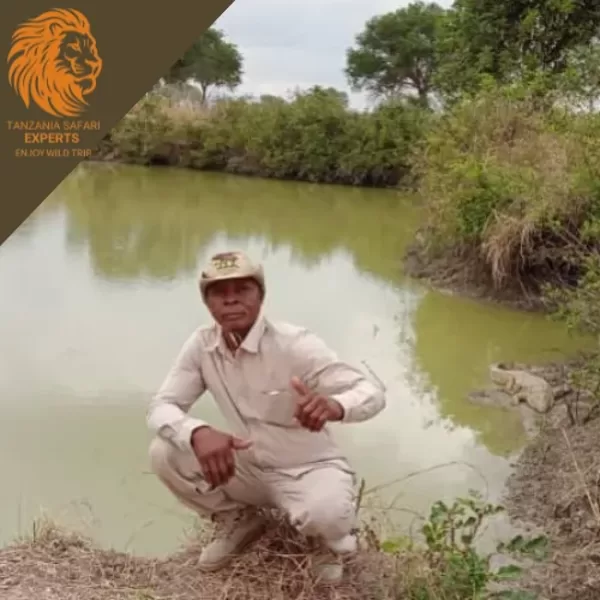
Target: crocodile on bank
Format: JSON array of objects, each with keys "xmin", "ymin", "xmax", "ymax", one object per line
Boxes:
[{"xmin": 489, "ymin": 362, "xmax": 554, "ymax": 414}]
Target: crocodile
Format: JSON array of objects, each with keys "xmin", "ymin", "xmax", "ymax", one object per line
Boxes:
[{"xmin": 489, "ymin": 362, "xmax": 554, "ymax": 414}]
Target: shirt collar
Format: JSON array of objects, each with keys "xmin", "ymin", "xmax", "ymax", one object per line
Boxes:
[{"xmin": 207, "ymin": 313, "xmax": 267, "ymax": 355}]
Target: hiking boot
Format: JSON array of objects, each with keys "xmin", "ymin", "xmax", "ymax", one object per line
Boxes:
[
  {"xmin": 326, "ymin": 533, "xmax": 358, "ymax": 555},
  {"xmin": 312, "ymin": 550, "xmax": 344, "ymax": 584},
  {"xmin": 312, "ymin": 534, "xmax": 357, "ymax": 584},
  {"xmin": 198, "ymin": 508, "xmax": 267, "ymax": 572}
]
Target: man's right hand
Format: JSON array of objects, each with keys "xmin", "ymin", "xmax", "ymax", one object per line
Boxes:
[{"xmin": 191, "ymin": 426, "xmax": 252, "ymax": 489}]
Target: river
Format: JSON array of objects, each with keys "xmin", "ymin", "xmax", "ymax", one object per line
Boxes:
[{"xmin": 0, "ymin": 162, "xmax": 586, "ymax": 556}]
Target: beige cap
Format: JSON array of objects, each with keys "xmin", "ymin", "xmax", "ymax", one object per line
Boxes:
[{"xmin": 199, "ymin": 250, "xmax": 265, "ymax": 301}]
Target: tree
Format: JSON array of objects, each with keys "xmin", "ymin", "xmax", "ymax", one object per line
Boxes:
[
  {"xmin": 164, "ymin": 28, "xmax": 243, "ymax": 103},
  {"xmin": 435, "ymin": 0, "xmax": 600, "ymax": 99},
  {"xmin": 558, "ymin": 40, "xmax": 600, "ymax": 111},
  {"xmin": 345, "ymin": 2, "xmax": 447, "ymax": 107},
  {"xmin": 305, "ymin": 85, "xmax": 349, "ymax": 108}
]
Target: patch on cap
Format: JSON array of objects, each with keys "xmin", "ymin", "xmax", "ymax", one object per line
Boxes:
[{"xmin": 210, "ymin": 251, "xmax": 241, "ymax": 276}]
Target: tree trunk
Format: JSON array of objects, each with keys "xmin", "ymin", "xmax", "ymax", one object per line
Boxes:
[
  {"xmin": 417, "ymin": 86, "xmax": 430, "ymax": 108},
  {"xmin": 199, "ymin": 83, "xmax": 209, "ymax": 105}
]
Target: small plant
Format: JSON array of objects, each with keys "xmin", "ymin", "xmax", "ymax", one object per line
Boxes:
[{"xmin": 381, "ymin": 491, "xmax": 549, "ymax": 600}]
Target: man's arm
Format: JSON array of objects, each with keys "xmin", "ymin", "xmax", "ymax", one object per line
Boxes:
[
  {"xmin": 147, "ymin": 331, "xmax": 209, "ymax": 453},
  {"xmin": 289, "ymin": 329, "xmax": 386, "ymax": 423}
]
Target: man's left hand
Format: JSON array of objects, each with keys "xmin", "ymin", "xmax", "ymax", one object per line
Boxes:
[{"xmin": 290, "ymin": 376, "xmax": 344, "ymax": 431}]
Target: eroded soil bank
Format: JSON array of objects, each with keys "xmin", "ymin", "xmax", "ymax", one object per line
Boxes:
[
  {"xmin": 403, "ymin": 232, "xmax": 548, "ymax": 313},
  {"xmin": 496, "ymin": 359, "xmax": 600, "ymax": 600},
  {"xmin": 405, "ymin": 226, "xmax": 600, "ymax": 597},
  {"xmin": 505, "ymin": 407, "xmax": 600, "ymax": 599}
]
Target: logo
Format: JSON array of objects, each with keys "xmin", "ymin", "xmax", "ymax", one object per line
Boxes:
[
  {"xmin": 7, "ymin": 8, "xmax": 102, "ymax": 118},
  {"xmin": 212, "ymin": 252, "xmax": 240, "ymax": 272}
]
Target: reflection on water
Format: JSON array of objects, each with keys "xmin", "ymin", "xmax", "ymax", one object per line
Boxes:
[
  {"xmin": 0, "ymin": 163, "xmax": 588, "ymax": 556},
  {"xmin": 57, "ymin": 163, "xmax": 418, "ymax": 285}
]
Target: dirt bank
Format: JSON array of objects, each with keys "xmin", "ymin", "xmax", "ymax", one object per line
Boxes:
[
  {"xmin": 403, "ymin": 232, "xmax": 547, "ymax": 313},
  {"xmin": 502, "ymin": 359, "xmax": 600, "ymax": 600},
  {"xmin": 0, "ymin": 514, "xmax": 403, "ymax": 600}
]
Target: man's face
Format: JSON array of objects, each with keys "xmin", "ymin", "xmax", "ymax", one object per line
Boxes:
[{"xmin": 205, "ymin": 277, "xmax": 262, "ymax": 333}]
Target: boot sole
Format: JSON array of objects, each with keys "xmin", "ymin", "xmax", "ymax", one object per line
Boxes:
[{"xmin": 197, "ymin": 522, "xmax": 267, "ymax": 572}]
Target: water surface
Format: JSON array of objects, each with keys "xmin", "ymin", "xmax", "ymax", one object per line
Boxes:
[{"xmin": 0, "ymin": 163, "xmax": 586, "ymax": 555}]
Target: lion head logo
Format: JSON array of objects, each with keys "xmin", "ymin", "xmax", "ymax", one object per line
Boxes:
[{"xmin": 7, "ymin": 8, "xmax": 102, "ymax": 118}]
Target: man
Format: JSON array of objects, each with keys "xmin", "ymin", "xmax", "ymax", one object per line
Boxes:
[{"xmin": 147, "ymin": 250, "xmax": 386, "ymax": 584}]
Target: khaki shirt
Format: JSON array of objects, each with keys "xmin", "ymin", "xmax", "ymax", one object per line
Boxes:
[{"xmin": 147, "ymin": 314, "xmax": 386, "ymax": 471}]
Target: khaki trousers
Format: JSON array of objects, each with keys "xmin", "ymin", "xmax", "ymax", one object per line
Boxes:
[{"xmin": 148, "ymin": 437, "xmax": 357, "ymax": 544}]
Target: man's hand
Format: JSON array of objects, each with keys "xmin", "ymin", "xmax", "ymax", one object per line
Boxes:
[
  {"xmin": 191, "ymin": 426, "xmax": 252, "ymax": 488},
  {"xmin": 290, "ymin": 376, "xmax": 344, "ymax": 431}
]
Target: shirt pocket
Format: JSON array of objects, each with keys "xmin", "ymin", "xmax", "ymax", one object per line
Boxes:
[{"xmin": 250, "ymin": 387, "xmax": 300, "ymax": 428}]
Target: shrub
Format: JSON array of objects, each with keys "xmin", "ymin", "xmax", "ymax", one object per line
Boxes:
[
  {"xmin": 413, "ymin": 84, "xmax": 600, "ymax": 291},
  {"xmin": 104, "ymin": 85, "xmax": 430, "ymax": 187}
]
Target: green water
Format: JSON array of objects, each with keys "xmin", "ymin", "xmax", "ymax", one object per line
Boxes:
[{"xmin": 0, "ymin": 162, "xmax": 587, "ymax": 556}]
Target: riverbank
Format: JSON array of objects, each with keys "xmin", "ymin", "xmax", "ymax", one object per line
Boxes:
[
  {"xmin": 0, "ymin": 359, "xmax": 596, "ymax": 600},
  {"xmin": 461, "ymin": 355, "xmax": 600, "ymax": 599},
  {"xmin": 504, "ymin": 372, "xmax": 600, "ymax": 600},
  {"xmin": 91, "ymin": 84, "xmax": 427, "ymax": 189},
  {"xmin": 0, "ymin": 515, "xmax": 396, "ymax": 600},
  {"xmin": 403, "ymin": 88, "xmax": 600, "ymax": 315},
  {"xmin": 0, "ymin": 496, "xmax": 547, "ymax": 600},
  {"xmin": 403, "ymin": 230, "xmax": 547, "ymax": 312},
  {"xmin": 0, "ymin": 508, "xmax": 495, "ymax": 600}
]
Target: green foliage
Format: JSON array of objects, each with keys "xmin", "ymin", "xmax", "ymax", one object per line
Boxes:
[
  {"xmin": 163, "ymin": 28, "xmax": 243, "ymax": 102},
  {"xmin": 544, "ymin": 248, "xmax": 600, "ymax": 424},
  {"xmin": 109, "ymin": 94, "xmax": 178, "ymax": 159},
  {"xmin": 106, "ymin": 87, "xmax": 430, "ymax": 187},
  {"xmin": 412, "ymin": 83, "xmax": 600, "ymax": 287},
  {"xmin": 557, "ymin": 40, "xmax": 600, "ymax": 111},
  {"xmin": 381, "ymin": 491, "xmax": 548, "ymax": 600},
  {"xmin": 345, "ymin": 2, "xmax": 447, "ymax": 106},
  {"xmin": 546, "ymin": 252, "xmax": 600, "ymax": 338},
  {"xmin": 434, "ymin": 0, "xmax": 600, "ymax": 100}
]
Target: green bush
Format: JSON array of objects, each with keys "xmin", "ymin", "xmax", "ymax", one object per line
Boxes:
[
  {"xmin": 412, "ymin": 84, "xmax": 600, "ymax": 289},
  {"xmin": 378, "ymin": 491, "xmax": 548, "ymax": 600},
  {"xmin": 104, "ymin": 86, "xmax": 430, "ymax": 187}
]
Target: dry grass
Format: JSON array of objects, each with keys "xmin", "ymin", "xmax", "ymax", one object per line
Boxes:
[
  {"xmin": 0, "ymin": 511, "xmax": 410, "ymax": 600},
  {"xmin": 506, "ymin": 408, "xmax": 600, "ymax": 599},
  {"xmin": 116, "ymin": 91, "xmax": 213, "ymax": 140},
  {"xmin": 479, "ymin": 128, "xmax": 591, "ymax": 289},
  {"xmin": 163, "ymin": 102, "xmax": 213, "ymax": 131},
  {"xmin": 0, "ymin": 461, "xmax": 500, "ymax": 600}
]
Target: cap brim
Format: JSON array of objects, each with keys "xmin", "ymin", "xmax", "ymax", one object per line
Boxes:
[{"xmin": 200, "ymin": 272, "xmax": 258, "ymax": 291}]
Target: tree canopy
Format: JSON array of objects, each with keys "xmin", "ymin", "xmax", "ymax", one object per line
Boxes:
[
  {"xmin": 435, "ymin": 0, "xmax": 600, "ymax": 98},
  {"xmin": 345, "ymin": 0, "xmax": 600, "ymax": 108},
  {"xmin": 164, "ymin": 28, "xmax": 243, "ymax": 103},
  {"xmin": 345, "ymin": 2, "xmax": 446, "ymax": 107}
]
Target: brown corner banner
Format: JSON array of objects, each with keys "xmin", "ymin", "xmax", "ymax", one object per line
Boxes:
[{"xmin": 0, "ymin": 1, "xmax": 234, "ymax": 247}]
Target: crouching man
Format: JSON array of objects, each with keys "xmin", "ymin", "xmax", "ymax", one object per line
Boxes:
[{"xmin": 147, "ymin": 251, "xmax": 386, "ymax": 584}]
